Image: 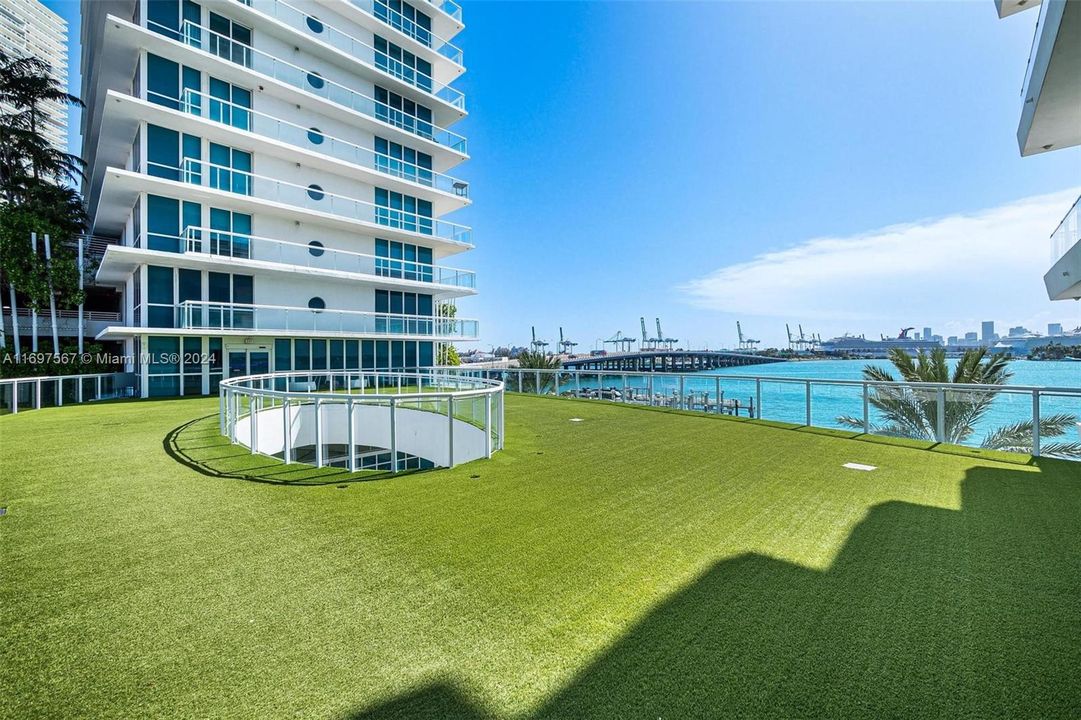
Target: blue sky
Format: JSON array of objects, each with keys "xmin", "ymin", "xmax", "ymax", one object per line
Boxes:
[{"xmin": 48, "ymin": 0, "xmax": 1081, "ymax": 348}]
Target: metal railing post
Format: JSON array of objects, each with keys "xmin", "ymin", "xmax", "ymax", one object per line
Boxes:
[
  {"xmin": 755, "ymin": 378, "xmax": 762, "ymax": 420},
  {"xmin": 347, "ymin": 398, "xmax": 357, "ymax": 472},
  {"xmin": 485, "ymin": 392, "xmax": 492, "ymax": 458},
  {"xmin": 251, "ymin": 394, "xmax": 259, "ymax": 454},
  {"xmin": 804, "ymin": 380, "xmax": 811, "ymax": 426},
  {"xmin": 678, "ymin": 375, "xmax": 685, "ymax": 410},
  {"xmin": 535, "ymin": 370, "xmax": 541, "ymax": 395},
  {"xmin": 862, "ymin": 383, "xmax": 870, "ymax": 434},
  {"xmin": 1032, "ymin": 390, "xmax": 1041, "ymax": 457},
  {"xmin": 390, "ymin": 398, "xmax": 398, "ymax": 472},
  {"xmin": 447, "ymin": 395, "xmax": 455, "ymax": 466},
  {"xmin": 716, "ymin": 376, "xmax": 721, "ymax": 414},
  {"xmin": 314, "ymin": 397, "xmax": 323, "ymax": 468},
  {"xmin": 575, "ymin": 371, "xmax": 580, "ymax": 396},
  {"xmin": 935, "ymin": 387, "xmax": 946, "ymax": 443},
  {"xmin": 96, "ymin": 376, "xmax": 101, "ymax": 401},
  {"xmin": 35, "ymin": 379, "xmax": 41, "ymax": 409},
  {"xmin": 282, "ymin": 398, "xmax": 292, "ymax": 463}
]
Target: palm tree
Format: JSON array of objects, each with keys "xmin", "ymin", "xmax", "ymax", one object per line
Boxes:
[
  {"xmin": 838, "ymin": 347, "xmax": 1081, "ymax": 457},
  {"xmin": 515, "ymin": 350, "xmax": 564, "ymax": 393}
]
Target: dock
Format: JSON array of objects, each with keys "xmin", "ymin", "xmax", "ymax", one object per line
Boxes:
[{"xmin": 562, "ymin": 350, "xmax": 784, "ymax": 373}]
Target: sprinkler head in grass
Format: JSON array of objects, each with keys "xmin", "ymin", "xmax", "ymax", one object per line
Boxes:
[{"xmin": 470, "ymin": 474, "xmax": 480, "ymax": 479}]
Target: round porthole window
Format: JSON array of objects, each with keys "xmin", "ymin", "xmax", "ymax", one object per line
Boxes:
[
  {"xmin": 306, "ymin": 16, "xmax": 324, "ymax": 33},
  {"xmin": 308, "ymin": 297, "xmax": 326, "ymax": 311},
  {"xmin": 307, "ymin": 127, "xmax": 324, "ymax": 145},
  {"xmin": 307, "ymin": 184, "xmax": 325, "ymax": 201},
  {"xmin": 306, "ymin": 71, "xmax": 325, "ymax": 90},
  {"xmin": 308, "ymin": 240, "xmax": 325, "ymax": 257}
]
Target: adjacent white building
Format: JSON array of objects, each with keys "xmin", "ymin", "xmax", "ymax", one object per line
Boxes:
[
  {"xmin": 995, "ymin": 0, "xmax": 1081, "ymax": 301},
  {"xmin": 81, "ymin": 0, "xmax": 476, "ymax": 397},
  {"xmin": 0, "ymin": 0, "xmax": 68, "ymax": 152}
]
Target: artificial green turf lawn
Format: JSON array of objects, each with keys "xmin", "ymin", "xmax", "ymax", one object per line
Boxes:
[{"xmin": 1, "ymin": 394, "xmax": 1079, "ymax": 719}]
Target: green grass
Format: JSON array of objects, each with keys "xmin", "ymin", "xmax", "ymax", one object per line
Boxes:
[{"xmin": 1, "ymin": 394, "xmax": 1079, "ymax": 719}]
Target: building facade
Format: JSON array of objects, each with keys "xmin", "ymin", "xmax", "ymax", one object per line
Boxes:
[
  {"xmin": 81, "ymin": 0, "xmax": 476, "ymax": 397},
  {"xmin": 0, "ymin": 0, "xmax": 68, "ymax": 152},
  {"xmin": 995, "ymin": 0, "xmax": 1081, "ymax": 301}
]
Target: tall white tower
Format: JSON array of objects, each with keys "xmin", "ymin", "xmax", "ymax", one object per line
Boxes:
[
  {"xmin": 0, "ymin": 0, "xmax": 69, "ymax": 152},
  {"xmin": 81, "ymin": 0, "xmax": 475, "ymax": 397}
]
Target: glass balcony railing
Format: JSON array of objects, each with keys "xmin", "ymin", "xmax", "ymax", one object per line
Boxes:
[
  {"xmin": 150, "ymin": 88, "xmax": 469, "ymax": 198},
  {"xmin": 350, "ymin": 0, "xmax": 464, "ymax": 65},
  {"xmin": 178, "ymin": 226, "xmax": 476, "ymax": 289},
  {"xmin": 144, "ymin": 159, "xmax": 473, "ymax": 246},
  {"xmin": 246, "ymin": 0, "xmax": 465, "ymax": 108},
  {"xmin": 1050, "ymin": 196, "xmax": 1080, "ymax": 266},
  {"xmin": 176, "ymin": 300, "xmax": 479, "ymax": 338},
  {"xmin": 150, "ymin": 19, "xmax": 467, "ymax": 152}
]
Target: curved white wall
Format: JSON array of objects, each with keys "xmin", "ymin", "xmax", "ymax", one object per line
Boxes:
[{"xmin": 234, "ymin": 400, "xmax": 489, "ymax": 467}]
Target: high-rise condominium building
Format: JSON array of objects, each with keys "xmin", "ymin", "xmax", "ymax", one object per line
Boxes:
[
  {"xmin": 995, "ymin": 0, "xmax": 1080, "ymax": 301},
  {"xmin": 82, "ymin": 0, "xmax": 476, "ymax": 397},
  {"xmin": 1048, "ymin": 323, "xmax": 1063, "ymax": 336},
  {"xmin": 981, "ymin": 321, "xmax": 995, "ymax": 342},
  {"xmin": 0, "ymin": 0, "xmax": 68, "ymax": 152}
]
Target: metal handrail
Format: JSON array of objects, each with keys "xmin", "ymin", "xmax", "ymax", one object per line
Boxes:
[
  {"xmin": 142, "ymin": 159, "xmax": 473, "ymax": 246},
  {"xmin": 146, "ymin": 18, "xmax": 468, "ymax": 152},
  {"xmin": 221, "ymin": 370, "xmax": 500, "ymax": 400},
  {"xmin": 249, "ymin": 0, "xmax": 465, "ymax": 108},
  {"xmin": 176, "ymin": 227, "xmax": 476, "ymax": 289},
  {"xmin": 146, "ymin": 88, "xmax": 469, "ymax": 198},
  {"xmin": 351, "ymin": 0, "xmax": 463, "ymax": 64}
]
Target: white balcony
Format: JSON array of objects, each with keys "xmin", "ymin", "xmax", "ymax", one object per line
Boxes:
[
  {"xmin": 223, "ymin": 0, "xmax": 466, "ymax": 112},
  {"xmin": 172, "ymin": 300, "xmax": 478, "ymax": 339},
  {"xmin": 95, "ymin": 227, "xmax": 477, "ymax": 298},
  {"xmin": 163, "ymin": 18, "xmax": 469, "ymax": 147},
  {"xmin": 1017, "ymin": 0, "xmax": 1081, "ymax": 155},
  {"xmin": 1045, "ymin": 196, "xmax": 1081, "ymax": 300},
  {"xmin": 345, "ymin": 0, "xmax": 465, "ymax": 71}
]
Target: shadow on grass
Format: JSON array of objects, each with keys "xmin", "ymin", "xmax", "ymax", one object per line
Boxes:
[
  {"xmin": 346, "ymin": 459, "xmax": 1081, "ymax": 719},
  {"xmin": 163, "ymin": 415, "xmax": 425, "ymax": 486}
]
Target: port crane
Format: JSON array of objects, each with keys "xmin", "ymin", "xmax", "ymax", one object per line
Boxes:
[
  {"xmin": 736, "ymin": 321, "xmax": 760, "ymax": 351},
  {"xmin": 786, "ymin": 323, "xmax": 796, "ymax": 350},
  {"xmin": 641, "ymin": 317, "xmax": 657, "ymax": 350},
  {"xmin": 603, "ymin": 331, "xmax": 636, "ymax": 353},
  {"xmin": 656, "ymin": 318, "xmax": 678, "ymax": 350},
  {"xmin": 530, "ymin": 326, "xmax": 549, "ymax": 353},
  {"xmin": 557, "ymin": 327, "xmax": 578, "ymax": 355}
]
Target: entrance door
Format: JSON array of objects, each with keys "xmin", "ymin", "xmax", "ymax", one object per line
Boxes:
[{"xmin": 227, "ymin": 348, "xmax": 270, "ymax": 377}]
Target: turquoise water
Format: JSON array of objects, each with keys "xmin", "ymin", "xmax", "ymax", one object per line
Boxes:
[{"xmin": 562, "ymin": 359, "xmax": 1081, "ymax": 454}]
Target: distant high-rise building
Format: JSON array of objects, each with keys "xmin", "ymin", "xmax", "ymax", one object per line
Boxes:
[
  {"xmin": 0, "ymin": 0, "xmax": 68, "ymax": 153},
  {"xmin": 981, "ymin": 321, "xmax": 995, "ymax": 342},
  {"xmin": 1048, "ymin": 323, "xmax": 1063, "ymax": 336},
  {"xmin": 923, "ymin": 327, "xmax": 932, "ymax": 342},
  {"xmin": 965, "ymin": 332, "xmax": 978, "ymax": 342},
  {"xmin": 947, "ymin": 336, "xmax": 958, "ymax": 346}
]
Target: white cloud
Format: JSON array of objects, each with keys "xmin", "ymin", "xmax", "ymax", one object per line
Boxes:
[{"xmin": 679, "ymin": 188, "xmax": 1081, "ymax": 340}]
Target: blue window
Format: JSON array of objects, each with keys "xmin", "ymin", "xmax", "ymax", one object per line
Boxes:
[
  {"xmin": 208, "ymin": 12, "xmax": 252, "ymax": 67},
  {"xmin": 374, "ymin": 188, "xmax": 433, "ymax": 235},
  {"xmin": 147, "ymin": 194, "xmax": 201, "ymax": 252},
  {"xmin": 375, "ymin": 238, "xmax": 433, "ymax": 281},
  {"xmin": 147, "ymin": 0, "xmax": 201, "ymax": 42},
  {"xmin": 307, "ymin": 184, "xmax": 325, "ymax": 201},
  {"xmin": 374, "ymin": 36, "xmax": 432, "ymax": 93},
  {"xmin": 307, "ymin": 127, "xmax": 324, "ymax": 145},
  {"xmin": 306, "ymin": 71, "xmax": 324, "ymax": 90},
  {"xmin": 306, "ymin": 15, "xmax": 324, "ymax": 33},
  {"xmin": 374, "ymin": 137, "xmax": 433, "ymax": 186},
  {"xmin": 362, "ymin": 340, "xmax": 375, "ymax": 369},
  {"xmin": 274, "ymin": 339, "xmax": 291, "ymax": 371},
  {"xmin": 208, "ymin": 77, "xmax": 251, "ymax": 130},
  {"xmin": 209, "ymin": 208, "xmax": 251, "ymax": 258},
  {"xmin": 293, "ymin": 339, "xmax": 310, "ymax": 371},
  {"xmin": 346, "ymin": 340, "xmax": 360, "ymax": 369},
  {"xmin": 419, "ymin": 341, "xmax": 433, "ymax": 368},
  {"xmin": 308, "ymin": 297, "xmax": 325, "ymax": 310},
  {"xmin": 329, "ymin": 339, "xmax": 344, "ymax": 370},
  {"xmin": 311, "ymin": 339, "xmax": 327, "ymax": 370},
  {"xmin": 308, "ymin": 241, "xmax": 324, "ymax": 256},
  {"xmin": 147, "ymin": 125, "xmax": 202, "ymax": 182},
  {"xmin": 178, "ymin": 269, "xmax": 201, "ymax": 304},
  {"xmin": 147, "ymin": 265, "xmax": 175, "ymax": 327},
  {"xmin": 374, "ymin": 86, "xmax": 433, "ymax": 140},
  {"xmin": 208, "ymin": 143, "xmax": 252, "ymax": 195},
  {"xmin": 146, "ymin": 53, "xmax": 199, "ymax": 110},
  {"xmin": 373, "ymin": 0, "xmax": 432, "ymax": 47}
]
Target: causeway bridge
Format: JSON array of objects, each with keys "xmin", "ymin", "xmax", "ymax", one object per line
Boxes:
[{"xmin": 562, "ymin": 350, "xmax": 785, "ymax": 373}]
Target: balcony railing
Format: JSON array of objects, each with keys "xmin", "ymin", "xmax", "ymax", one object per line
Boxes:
[
  {"xmin": 1050, "ymin": 195, "xmax": 1080, "ymax": 266},
  {"xmin": 176, "ymin": 300, "xmax": 479, "ymax": 338},
  {"xmin": 244, "ymin": 0, "xmax": 465, "ymax": 108},
  {"xmin": 143, "ymin": 159, "xmax": 473, "ymax": 246},
  {"xmin": 177, "ymin": 226, "xmax": 476, "ymax": 289},
  {"xmin": 149, "ymin": 19, "xmax": 467, "ymax": 152},
  {"xmin": 149, "ymin": 88, "xmax": 469, "ymax": 198},
  {"xmin": 351, "ymin": 0, "xmax": 464, "ymax": 64}
]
